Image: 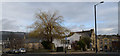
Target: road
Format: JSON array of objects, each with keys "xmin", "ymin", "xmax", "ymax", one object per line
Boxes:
[{"xmin": 1, "ymin": 52, "xmax": 120, "ymax": 56}]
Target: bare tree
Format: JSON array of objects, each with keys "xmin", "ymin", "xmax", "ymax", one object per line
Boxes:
[
  {"xmin": 28, "ymin": 10, "xmax": 70, "ymax": 43},
  {"xmin": 9, "ymin": 33, "xmax": 24, "ymax": 49}
]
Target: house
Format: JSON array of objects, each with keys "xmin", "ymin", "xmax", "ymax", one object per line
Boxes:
[
  {"xmin": 2, "ymin": 31, "xmax": 25, "ymax": 49},
  {"xmin": 24, "ymin": 37, "xmax": 43, "ymax": 50},
  {"xmin": 112, "ymin": 41, "xmax": 120, "ymax": 52},
  {"xmin": 52, "ymin": 29, "xmax": 95, "ymax": 50},
  {"xmin": 97, "ymin": 35, "xmax": 119, "ymax": 52},
  {"xmin": 1, "ymin": 31, "xmax": 43, "ymax": 52}
]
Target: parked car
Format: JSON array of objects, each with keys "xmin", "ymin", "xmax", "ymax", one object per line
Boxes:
[
  {"xmin": 19, "ymin": 48, "xmax": 26, "ymax": 53},
  {"xmin": 5, "ymin": 50, "xmax": 14, "ymax": 54},
  {"xmin": 6, "ymin": 49, "xmax": 19, "ymax": 54},
  {"xmin": 13, "ymin": 49, "xmax": 20, "ymax": 54}
]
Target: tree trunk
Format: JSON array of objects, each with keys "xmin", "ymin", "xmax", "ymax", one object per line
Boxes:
[
  {"xmin": 51, "ymin": 37, "xmax": 52, "ymax": 43},
  {"xmin": 50, "ymin": 23, "xmax": 53, "ymax": 43}
]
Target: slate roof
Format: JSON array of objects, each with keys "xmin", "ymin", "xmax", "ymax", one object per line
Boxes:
[
  {"xmin": 69, "ymin": 29, "xmax": 94, "ymax": 38},
  {"xmin": 1, "ymin": 31, "xmax": 40, "ymax": 43},
  {"xmin": 98, "ymin": 35, "xmax": 119, "ymax": 39},
  {"xmin": 1, "ymin": 31, "xmax": 25, "ymax": 40}
]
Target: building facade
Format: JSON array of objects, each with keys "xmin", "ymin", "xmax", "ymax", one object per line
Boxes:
[
  {"xmin": 97, "ymin": 35, "xmax": 119, "ymax": 52},
  {"xmin": 1, "ymin": 31, "xmax": 43, "ymax": 52},
  {"xmin": 2, "ymin": 31, "xmax": 25, "ymax": 49},
  {"xmin": 53, "ymin": 29, "xmax": 95, "ymax": 51}
]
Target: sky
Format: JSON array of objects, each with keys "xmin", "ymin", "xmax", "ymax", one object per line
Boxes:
[
  {"xmin": 1, "ymin": 2, "xmax": 118, "ymax": 35},
  {"xmin": 1, "ymin": 0, "xmax": 120, "ymax": 2}
]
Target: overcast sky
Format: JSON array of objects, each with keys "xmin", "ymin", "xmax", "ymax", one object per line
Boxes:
[{"xmin": 1, "ymin": 2, "xmax": 118, "ymax": 35}]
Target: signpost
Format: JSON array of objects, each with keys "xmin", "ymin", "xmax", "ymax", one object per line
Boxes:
[{"xmin": 68, "ymin": 45, "xmax": 71, "ymax": 50}]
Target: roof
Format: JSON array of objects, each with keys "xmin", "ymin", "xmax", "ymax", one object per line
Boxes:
[
  {"xmin": 69, "ymin": 29, "xmax": 94, "ymax": 37},
  {"xmin": 98, "ymin": 35, "xmax": 119, "ymax": 39},
  {"xmin": 1, "ymin": 31, "xmax": 26, "ymax": 40},
  {"xmin": 25, "ymin": 38, "xmax": 40, "ymax": 43}
]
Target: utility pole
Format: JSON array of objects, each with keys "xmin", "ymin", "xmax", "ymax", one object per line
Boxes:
[{"xmin": 94, "ymin": 1, "xmax": 104, "ymax": 53}]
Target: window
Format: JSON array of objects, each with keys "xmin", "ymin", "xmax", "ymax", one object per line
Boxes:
[
  {"xmin": 100, "ymin": 45, "xmax": 103, "ymax": 48},
  {"xmin": 100, "ymin": 42, "xmax": 102, "ymax": 44},
  {"xmin": 67, "ymin": 40, "xmax": 70, "ymax": 44},
  {"xmin": 109, "ymin": 42, "xmax": 111, "ymax": 44},
  {"xmin": 109, "ymin": 39, "xmax": 112, "ymax": 41},
  {"xmin": 105, "ymin": 42, "xmax": 107, "ymax": 45},
  {"xmin": 61, "ymin": 40, "xmax": 70, "ymax": 44},
  {"xmin": 61, "ymin": 40, "xmax": 65, "ymax": 44},
  {"xmin": 104, "ymin": 39, "xmax": 107, "ymax": 41},
  {"xmin": 100, "ymin": 39, "xmax": 102, "ymax": 41}
]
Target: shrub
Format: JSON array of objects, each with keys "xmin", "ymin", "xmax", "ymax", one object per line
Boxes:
[
  {"xmin": 41, "ymin": 41, "xmax": 51, "ymax": 49},
  {"xmin": 77, "ymin": 40, "xmax": 86, "ymax": 51},
  {"xmin": 71, "ymin": 41, "xmax": 79, "ymax": 50},
  {"xmin": 72, "ymin": 40, "xmax": 86, "ymax": 51}
]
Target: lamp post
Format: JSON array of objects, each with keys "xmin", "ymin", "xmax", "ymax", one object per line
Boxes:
[
  {"xmin": 65, "ymin": 37, "xmax": 67, "ymax": 53},
  {"xmin": 94, "ymin": 1, "xmax": 104, "ymax": 53}
]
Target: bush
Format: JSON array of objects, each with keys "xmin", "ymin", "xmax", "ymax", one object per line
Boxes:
[
  {"xmin": 41, "ymin": 41, "xmax": 55, "ymax": 50},
  {"xmin": 77, "ymin": 40, "xmax": 86, "ymax": 51},
  {"xmin": 81, "ymin": 37, "xmax": 91, "ymax": 49},
  {"xmin": 41, "ymin": 41, "xmax": 51, "ymax": 49},
  {"xmin": 72, "ymin": 41, "xmax": 80, "ymax": 50},
  {"xmin": 72, "ymin": 40, "xmax": 86, "ymax": 51}
]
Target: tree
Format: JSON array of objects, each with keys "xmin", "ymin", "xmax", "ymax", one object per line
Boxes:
[
  {"xmin": 71, "ymin": 41, "xmax": 79, "ymax": 50},
  {"xmin": 9, "ymin": 32, "xmax": 24, "ymax": 49},
  {"xmin": 81, "ymin": 37, "xmax": 91, "ymax": 49},
  {"xmin": 72, "ymin": 37, "xmax": 91, "ymax": 51},
  {"xmin": 77, "ymin": 40, "xmax": 86, "ymax": 51},
  {"xmin": 28, "ymin": 10, "xmax": 70, "ymax": 43}
]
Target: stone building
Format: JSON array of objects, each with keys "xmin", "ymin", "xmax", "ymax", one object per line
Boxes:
[
  {"xmin": 1, "ymin": 31, "xmax": 43, "ymax": 52},
  {"xmin": 24, "ymin": 38, "xmax": 43, "ymax": 51},
  {"xmin": 2, "ymin": 31, "xmax": 25, "ymax": 49},
  {"xmin": 97, "ymin": 35, "xmax": 119, "ymax": 52}
]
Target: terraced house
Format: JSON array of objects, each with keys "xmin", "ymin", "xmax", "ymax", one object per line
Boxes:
[
  {"xmin": 97, "ymin": 35, "xmax": 119, "ymax": 52},
  {"xmin": 1, "ymin": 31, "xmax": 43, "ymax": 52}
]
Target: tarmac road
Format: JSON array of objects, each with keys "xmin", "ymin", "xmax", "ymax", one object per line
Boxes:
[{"xmin": 1, "ymin": 52, "xmax": 120, "ymax": 56}]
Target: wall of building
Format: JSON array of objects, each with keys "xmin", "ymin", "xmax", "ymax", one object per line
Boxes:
[
  {"xmin": 53, "ymin": 29, "xmax": 95, "ymax": 51},
  {"xmin": 97, "ymin": 36, "xmax": 119, "ymax": 52}
]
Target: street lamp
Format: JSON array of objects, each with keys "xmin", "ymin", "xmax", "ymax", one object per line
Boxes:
[
  {"xmin": 65, "ymin": 37, "xmax": 67, "ymax": 53},
  {"xmin": 94, "ymin": 1, "xmax": 104, "ymax": 53}
]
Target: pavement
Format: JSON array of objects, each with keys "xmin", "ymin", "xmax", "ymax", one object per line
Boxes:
[
  {"xmin": 0, "ymin": 45, "xmax": 2, "ymax": 53},
  {"xmin": 27, "ymin": 52, "xmax": 96, "ymax": 54},
  {"xmin": 0, "ymin": 50, "xmax": 2, "ymax": 56},
  {"xmin": 25, "ymin": 51, "xmax": 120, "ymax": 54}
]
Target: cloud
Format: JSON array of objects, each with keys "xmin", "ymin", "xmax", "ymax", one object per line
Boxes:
[
  {"xmin": 98, "ymin": 28, "xmax": 116, "ymax": 34},
  {"xmin": 2, "ymin": 0, "xmax": 120, "ymax": 2},
  {"xmin": 2, "ymin": 2, "xmax": 118, "ymax": 35},
  {"xmin": 0, "ymin": 3, "xmax": 2, "ymax": 31},
  {"xmin": 0, "ymin": 20, "xmax": 2, "ymax": 31},
  {"xmin": 2, "ymin": 19, "xmax": 20, "ymax": 31},
  {"xmin": 98, "ymin": 21, "xmax": 118, "ymax": 35}
]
